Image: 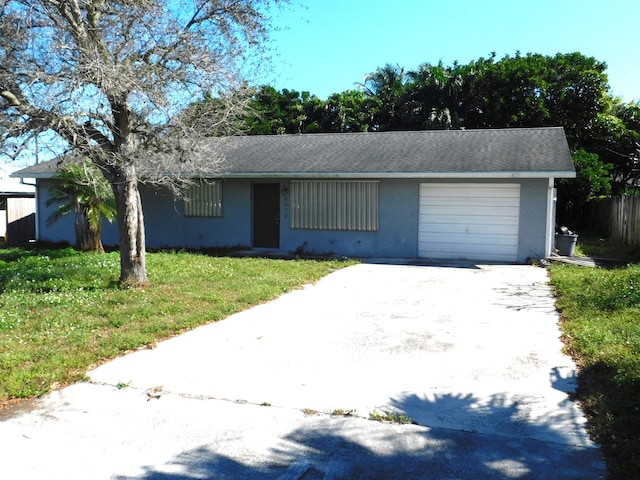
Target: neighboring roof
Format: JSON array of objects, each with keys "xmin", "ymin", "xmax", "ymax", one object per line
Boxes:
[
  {"xmin": 11, "ymin": 157, "xmax": 62, "ymax": 179},
  {"xmin": 0, "ymin": 163, "xmax": 36, "ymax": 195},
  {"xmin": 12, "ymin": 127, "xmax": 576, "ymax": 180}
]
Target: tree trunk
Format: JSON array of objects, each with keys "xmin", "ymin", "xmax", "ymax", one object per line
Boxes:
[
  {"xmin": 451, "ymin": 109, "xmax": 460, "ymax": 130},
  {"xmin": 74, "ymin": 205, "xmax": 91, "ymax": 251},
  {"xmin": 90, "ymin": 220, "xmax": 105, "ymax": 253},
  {"xmin": 112, "ymin": 167, "xmax": 148, "ymax": 286}
]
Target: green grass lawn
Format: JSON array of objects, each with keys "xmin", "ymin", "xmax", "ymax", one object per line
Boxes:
[
  {"xmin": 2, "ymin": 243, "xmax": 638, "ymax": 477},
  {"xmin": 573, "ymin": 235, "xmax": 640, "ymax": 261},
  {"xmin": 0, "ymin": 247, "xmax": 353, "ymax": 403},
  {"xmin": 549, "ymin": 237, "xmax": 640, "ymax": 479}
]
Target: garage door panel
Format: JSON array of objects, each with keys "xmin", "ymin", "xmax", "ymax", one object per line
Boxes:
[
  {"xmin": 420, "ymin": 232, "xmax": 519, "ymax": 247},
  {"xmin": 420, "ymin": 214, "xmax": 520, "ymax": 226},
  {"xmin": 420, "ymin": 205, "xmax": 520, "ymax": 216},
  {"xmin": 422, "ymin": 248, "xmax": 518, "ymax": 262},
  {"xmin": 420, "ymin": 200, "xmax": 520, "ymax": 210},
  {"xmin": 420, "ymin": 197, "xmax": 520, "ymax": 209},
  {"xmin": 421, "ymin": 242, "xmax": 518, "ymax": 260},
  {"xmin": 418, "ymin": 183, "xmax": 520, "ymax": 262},
  {"xmin": 420, "ymin": 184, "xmax": 520, "ymax": 197},
  {"xmin": 420, "ymin": 190, "xmax": 520, "ymax": 205},
  {"xmin": 418, "ymin": 223, "xmax": 519, "ymax": 236},
  {"xmin": 420, "ymin": 187, "xmax": 521, "ymax": 198},
  {"xmin": 422, "ymin": 241, "xmax": 518, "ymax": 255}
]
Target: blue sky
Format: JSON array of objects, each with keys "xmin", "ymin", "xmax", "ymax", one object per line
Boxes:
[
  {"xmin": 264, "ymin": 0, "xmax": 640, "ymax": 102},
  {"xmin": 3, "ymin": 0, "xmax": 638, "ymax": 168}
]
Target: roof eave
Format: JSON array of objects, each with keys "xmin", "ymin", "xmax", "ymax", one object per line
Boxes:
[
  {"xmin": 217, "ymin": 171, "xmax": 577, "ymax": 179},
  {"xmin": 11, "ymin": 172, "xmax": 52, "ymax": 179},
  {"xmin": 14, "ymin": 171, "xmax": 577, "ymax": 180}
]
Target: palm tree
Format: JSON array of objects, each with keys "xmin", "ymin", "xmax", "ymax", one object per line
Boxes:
[
  {"xmin": 406, "ymin": 61, "xmax": 467, "ymax": 130},
  {"xmin": 358, "ymin": 64, "xmax": 408, "ymax": 131},
  {"xmin": 47, "ymin": 159, "xmax": 116, "ymax": 252}
]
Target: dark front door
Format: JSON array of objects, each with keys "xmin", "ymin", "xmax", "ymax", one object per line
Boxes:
[{"xmin": 253, "ymin": 183, "xmax": 280, "ymax": 248}]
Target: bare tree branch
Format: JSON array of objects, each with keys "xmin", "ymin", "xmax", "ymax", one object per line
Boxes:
[{"xmin": 0, "ymin": 0, "xmax": 288, "ymax": 284}]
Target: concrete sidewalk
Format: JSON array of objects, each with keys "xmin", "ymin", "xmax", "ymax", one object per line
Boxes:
[{"xmin": 0, "ymin": 263, "xmax": 605, "ymax": 479}]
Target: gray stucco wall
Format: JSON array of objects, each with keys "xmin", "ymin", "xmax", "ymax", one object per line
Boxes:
[
  {"xmin": 139, "ymin": 179, "xmax": 420, "ymax": 257},
  {"xmin": 141, "ymin": 180, "xmax": 251, "ymax": 250},
  {"xmin": 35, "ymin": 177, "xmax": 551, "ymax": 262},
  {"xmin": 517, "ymin": 178, "xmax": 552, "ymax": 261},
  {"xmin": 278, "ymin": 179, "xmax": 419, "ymax": 258}
]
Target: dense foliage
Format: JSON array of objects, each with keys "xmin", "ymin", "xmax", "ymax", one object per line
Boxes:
[{"xmin": 237, "ymin": 52, "xmax": 639, "ymax": 225}]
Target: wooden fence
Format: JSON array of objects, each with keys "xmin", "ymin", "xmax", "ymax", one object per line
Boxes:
[
  {"xmin": 1, "ymin": 196, "xmax": 36, "ymax": 245},
  {"xmin": 585, "ymin": 196, "xmax": 640, "ymax": 246}
]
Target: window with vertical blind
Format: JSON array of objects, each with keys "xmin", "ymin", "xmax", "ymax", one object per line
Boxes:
[
  {"xmin": 290, "ymin": 180, "xmax": 379, "ymax": 231},
  {"xmin": 183, "ymin": 182, "xmax": 222, "ymax": 217}
]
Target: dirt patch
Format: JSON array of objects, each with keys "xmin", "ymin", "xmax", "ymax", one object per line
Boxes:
[{"xmin": 0, "ymin": 397, "xmax": 41, "ymax": 421}]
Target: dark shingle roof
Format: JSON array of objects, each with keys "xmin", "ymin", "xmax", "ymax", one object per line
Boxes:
[
  {"xmin": 10, "ymin": 158, "xmax": 62, "ymax": 178},
  {"xmin": 12, "ymin": 127, "xmax": 575, "ymax": 179}
]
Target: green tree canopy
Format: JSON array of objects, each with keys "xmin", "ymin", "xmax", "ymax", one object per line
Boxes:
[
  {"xmin": 244, "ymin": 86, "xmax": 324, "ymax": 135},
  {"xmin": 239, "ymin": 51, "xmax": 634, "ymax": 225},
  {"xmin": 358, "ymin": 63, "xmax": 409, "ymax": 131}
]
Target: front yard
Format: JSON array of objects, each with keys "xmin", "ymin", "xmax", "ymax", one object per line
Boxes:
[
  {"xmin": 0, "ymin": 247, "xmax": 352, "ymax": 402},
  {"xmin": 0, "ymin": 243, "xmax": 638, "ymax": 478}
]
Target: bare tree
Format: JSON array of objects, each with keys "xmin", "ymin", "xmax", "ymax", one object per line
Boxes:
[{"xmin": 0, "ymin": 0, "xmax": 286, "ymax": 285}]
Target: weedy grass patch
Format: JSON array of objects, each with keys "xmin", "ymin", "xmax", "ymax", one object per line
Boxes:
[
  {"xmin": 0, "ymin": 247, "xmax": 354, "ymax": 403},
  {"xmin": 549, "ymin": 262, "xmax": 640, "ymax": 479},
  {"xmin": 369, "ymin": 410, "xmax": 416, "ymax": 425},
  {"xmin": 330, "ymin": 408, "xmax": 356, "ymax": 417},
  {"xmin": 573, "ymin": 236, "xmax": 640, "ymax": 261}
]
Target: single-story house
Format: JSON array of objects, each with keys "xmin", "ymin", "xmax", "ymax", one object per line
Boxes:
[
  {"xmin": 13, "ymin": 127, "xmax": 575, "ymax": 262},
  {"xmin": 1, "ymin": 163, "xmax": 36, "ymax": 244}
]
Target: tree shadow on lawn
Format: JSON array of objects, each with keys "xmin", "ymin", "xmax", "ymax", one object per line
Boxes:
[
  {"xmin": 573, "ymin": 361, "xmax": 640, "ymax": 480},
  {"xmin": 0, "ymin": 243, "xmax": 77, "ymax": 262},
  {"xmin": 115, "ymin": 390, "xmax": 605, "ymax": 480}
]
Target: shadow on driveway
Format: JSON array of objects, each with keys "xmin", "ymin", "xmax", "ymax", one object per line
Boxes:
[{"xmin": 116, "ymin": 390, "xmax": 605, "ymax": 480}]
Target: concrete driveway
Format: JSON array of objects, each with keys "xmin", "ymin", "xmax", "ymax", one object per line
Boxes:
[{"xmin": 0, "ymin": 263, "xmax": 605, "ymax": 479}]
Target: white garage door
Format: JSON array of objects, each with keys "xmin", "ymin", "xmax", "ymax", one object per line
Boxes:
[{"xmin": 418, "ymin": 183, "xmax": 521, "ymax": 262}]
